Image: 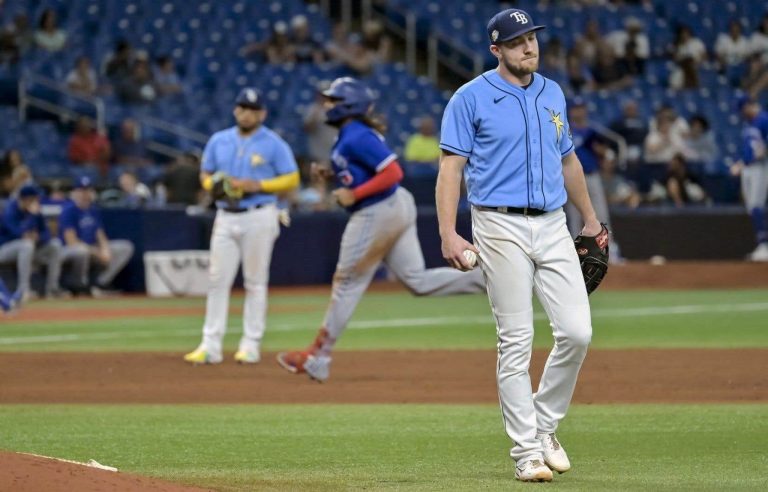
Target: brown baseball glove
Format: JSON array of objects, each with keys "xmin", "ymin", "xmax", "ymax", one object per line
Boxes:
[{"xmin": 574, "ymin": 224, "xmax": 609, "ymax": 295}]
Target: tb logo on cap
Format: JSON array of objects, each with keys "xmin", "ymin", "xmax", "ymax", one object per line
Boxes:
[{"xmin": 511, "ymin": 11, "xmax": 528, "ymax": 24}]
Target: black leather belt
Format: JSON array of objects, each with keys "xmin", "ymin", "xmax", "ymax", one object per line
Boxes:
[
  {"xmin": 476, "ymin": 206, "xmax": 547, "ymax": 216},
  {"xmin": 221, "ymin": 204, "xmax": 266, "ymax": 213}
]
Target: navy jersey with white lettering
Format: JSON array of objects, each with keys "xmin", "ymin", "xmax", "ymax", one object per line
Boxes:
[
  {"xmin": 330, "ymin": 120, "xmax": 398, "ymax": 212},
  {"xmin": 440, "ymin": 71, "xmax": 574, "ymax": 211},
  {"xmin": 741, "ymin": 110, "xmax": 768, "ymax": 164}
]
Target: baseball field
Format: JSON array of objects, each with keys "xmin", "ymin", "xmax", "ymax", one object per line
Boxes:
[{"xmin": 1, "ymin": 262, "xmax": 767, "ymax": 491}]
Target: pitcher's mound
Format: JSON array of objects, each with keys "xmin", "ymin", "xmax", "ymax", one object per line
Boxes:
[{"xmin": 0, "ymin": 451, "xmax": 213, "ymax": 492}]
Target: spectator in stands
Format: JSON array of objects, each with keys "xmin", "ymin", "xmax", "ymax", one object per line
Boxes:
[
  {"xmin": 335, "ymin": 33, "xmax": 377, "ymax": 76},
  {"xmin": 650, "ymin": 104, "xmax": 690, "ymax": 142},
  {"xmin": 324, "ymin": 22, "xmax": 350, "ymax": 64},
  {"xmin": 751, "ymin": 13, "xmax": 768, "ymax": 62},
  {"xmin": 293, "ymin": 162, "xmax": 335, "ymax": 212},
  {"xmin": 573, "ymin": 19, "xmax": 604, "ymax": 67},
  {"xmin": 65, "ymin": 56, "xmax": 98, "ymax": 96},
  {"xmin": 403, "ymin": 116, "xmax": 441, "ymax": 167},
  {"xmin": 601, "ymin": 153, "xmax": 642, "ymax": 209},
  {"xmin": 33, "ymin": 8, "xmax": 66, "ymax": 52},
  {"xmin": 104, "ymin": 40, "xmax": 135, "ymax": 88},
  {"xmin": 265, "ymin": 21, "xmax": 296, "ymax": 63},
  {"xmin": 670, "ymin": 25, "xmax": 707, "ymax": 64},
  {"xmin": 683, "ymin": 115, "xmax": 719, "ymax": 173},
  {"xmin": 565, "ymin": 50, "xmax": 595, "ymax": 94},
  {"xmin": 644, "ymin": 111, "xmax": 691, "ymax": 165},
  {"xmin": 606, "ymin": 17, "xmax": 649, "ymax": 75},
  {"xmin": 291, "ymin": 15, "xmax": 325, "ymax": 64},
  {"xmin": 742, "ymin": 53, "xmax": 768, "ymax": 98},
  {"xmin": 117, "ymin": 171, "xmax": 152, "ymax": 207},
  {"xmin": 609, "ymin": 99, "xmax": 648, "ymax": 168},
  {"xmin": 67, "ymin": 116, "xmax": 111, "ymax": 177},
  {"xmin": 159, "ymin": 153, "xmax": 203, "ymax": 206},
  {"xmin": 117, "ymin": 54, "xmax": 157, "ymax": 104},
  {"xmin": 303, "ymin": 84, "xmax": 337, "ymax": 166},
  {"xmin": 0, "ymin": 28, "xmax": 19, "ymax": 65},
  {"xmin": 591, "ymin": 44, "xmax": 633, "ymax": 91},
  {"xmin": 59, "ymin": 176, "xmax": 134, "ymax": 294},
  {"xmin": 0, "ymin": 149, "xmax": 33, "ymax": 198},
  {"xmin": 153, "ymin": 55, "xmax": 182, "ymax": 96},
  {"xmin": 665, "ymin": 153, "xmax": 708, "ymax": 207},
  {"xmin": 541, "ymin": 37, "xmax": 567, "ymax": 77},
  {"xmin": 361, "ymin": 20, "xmax": 392, "ymax": 63},
  {"xmin": 715, "ymin": 20, "xmax": 752, "ymax": 82},
  {"xmin": 669, "ymin": 25, "xmax": 706, "ymax": 90},
  {"xmin": 112, "ymin": 118, "xmax": 150, "ymax": 167},
  {"xmin": 8, "ymin": 13, "xmax": 33, "ymax": 54},
  {"xmin": 0, "ymin": 184, "xmax": 64, "ymax": 301}
]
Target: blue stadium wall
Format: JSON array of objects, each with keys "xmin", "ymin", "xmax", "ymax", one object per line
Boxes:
[{"xmin": 96, "ymin": 207, "xmax": 754, "ymax": 292}]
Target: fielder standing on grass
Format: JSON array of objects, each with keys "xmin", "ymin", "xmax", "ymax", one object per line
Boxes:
[
  {"xmin": 436, "ymin": 9, "xmax": 608, "ymax": 483},
  {"xmin": 184, "ymin": 88, "xmax": 299, "ymax": 365}
]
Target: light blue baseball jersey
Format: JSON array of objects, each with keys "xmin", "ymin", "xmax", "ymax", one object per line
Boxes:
[
  {"xmin": 330, "ymin": 120, "xmax": 398, "ymax": 212},
  {"xmin": 440, "ymin": 70, "xmax": 574, "ymax": 211},
  {"xmin": 741, "ymin": 110, "xmax": 768, "ymax": 165},
  {"xmin": 202, "ymin": 125, "xmax": 298, "ymax": 208}
]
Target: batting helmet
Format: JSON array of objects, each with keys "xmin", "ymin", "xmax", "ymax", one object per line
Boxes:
[{"xmin": 322, "ymin": 77, "xmax": 375, "ymax": 124}]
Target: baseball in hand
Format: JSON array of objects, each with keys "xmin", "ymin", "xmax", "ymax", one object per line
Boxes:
[{"xmin": 462, "ymin": 249, "xmax": 478, "ymax": 268}]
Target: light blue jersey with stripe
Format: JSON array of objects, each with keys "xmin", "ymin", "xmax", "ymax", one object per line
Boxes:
[
  {"xmin": 440, "ymin": 70, "xmax": 574, "ymax": 211},
  {"xmin": 202, "ymin": 125, "xmax": 298, "ymax": 208}
]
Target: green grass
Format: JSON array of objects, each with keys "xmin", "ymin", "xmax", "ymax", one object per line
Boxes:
[
  {"xmin": 1, "ymin": 404, "xmax": 766, "ymax": 491},
  {"xmin": 1, "ymin": 289, "xmax": 767, "ymax": 352}
]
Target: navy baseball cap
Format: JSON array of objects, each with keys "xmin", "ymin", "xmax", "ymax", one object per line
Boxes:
[
  {"xmin": 488, "ymin": 8, "xmax": 545, "ymax": 44},
  {"xmin": 19, "ymin": 184, "xmax": 40, "ymax": 198},
  {"xmin": 74, "ymin": 176, "xmax": 94, "ymax": 189},
  {"xmin": 235, "ymin": 87, "xmax": 264, "ymax": 110}
]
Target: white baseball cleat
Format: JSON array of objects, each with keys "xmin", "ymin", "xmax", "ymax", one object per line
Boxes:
[
  {"xmin": 747, "ymin": 243, "xmax": 768, "ymax": 262},
  {"xmin": 536, "ymin": 433, "xmax": 571, "ymax": 473},
  {"xmin": 515, "ymin": 459, "xmax": 553, "ymax": 482}
]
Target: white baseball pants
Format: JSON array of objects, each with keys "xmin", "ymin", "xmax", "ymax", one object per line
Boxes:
[
  {"xmin": 201, "ymin": 205, "xmax": 279, "ymax": 356},
  {"xmin": 472, "ymin": 207, "xmax": 592, "ymax": 465}
]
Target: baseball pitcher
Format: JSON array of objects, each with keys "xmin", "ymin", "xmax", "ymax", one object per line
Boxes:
[{"xmin": 436, "ymin": 9, "xmax": 604, "ymax": 483}]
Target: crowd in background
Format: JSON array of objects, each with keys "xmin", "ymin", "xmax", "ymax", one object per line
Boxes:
[{"xmin": 0, "ymin": 4, "xmax": 766, "ymax": 213}]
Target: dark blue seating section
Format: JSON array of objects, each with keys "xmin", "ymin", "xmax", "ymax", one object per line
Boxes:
[{"xmin": 0, "ymin": 0, "xmax": 764, "ymax": 204}]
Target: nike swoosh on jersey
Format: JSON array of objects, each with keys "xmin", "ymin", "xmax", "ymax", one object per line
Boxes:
[{"xmin": 493, "ymin": 96, "xmax": 507, "ymax": 104}]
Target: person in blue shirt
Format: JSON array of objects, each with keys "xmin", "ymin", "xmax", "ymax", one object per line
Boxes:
[
  {"xmin": 731, "ymin": 95, "xmax": 768, "ymax": 261},
  {"xmin": 184, "ymin": 87, "xmax": 300, "ymax": 365},
  {"xmin": 436, "ymin": 9, "xmax": 605, "ymax": 483},
  {"xmin": 0, "ymin": 184, "xmax": 64, "ymax": 302},
  {"xmin": 564, "ymin": 99, "xmax": 622, "ymax": 259},
  {"xmin": 59, "ymin": 176, "xmax": 135, "ymax": 293},
  {"xmin": 276, "ymin": 77, "xmax": 485, "ymax": 382}
]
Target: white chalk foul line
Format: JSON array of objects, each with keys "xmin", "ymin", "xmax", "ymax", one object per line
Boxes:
[{"xmin": 1, "ymin": 302, "xmax": 767, "ymax": 346}]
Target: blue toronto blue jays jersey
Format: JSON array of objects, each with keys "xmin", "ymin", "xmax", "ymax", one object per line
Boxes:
[
  {"xmin": 741, "ymin": 110, "xmax": 768, "ymax": 165},
  {"xmin": 571, "ymin": 125, "xmax": 599, "ymax": 175},
  {"xmin": 58, "ymin": 202, "xmax": 102, "ymax": 245},
  {"xmin": 202, "ymin": 125, "xmax": 298, "ymax": 208},
  {"xmin": 0, "ymin": 199, "xmax": 50, "ymax": 246},
  {"xmin": 330, "ymin": 119, "xmax": 398, "ymax": 212},
  {"xmin": 440, "ymin": 71, "xmax": 574, "ymax": 211}
]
